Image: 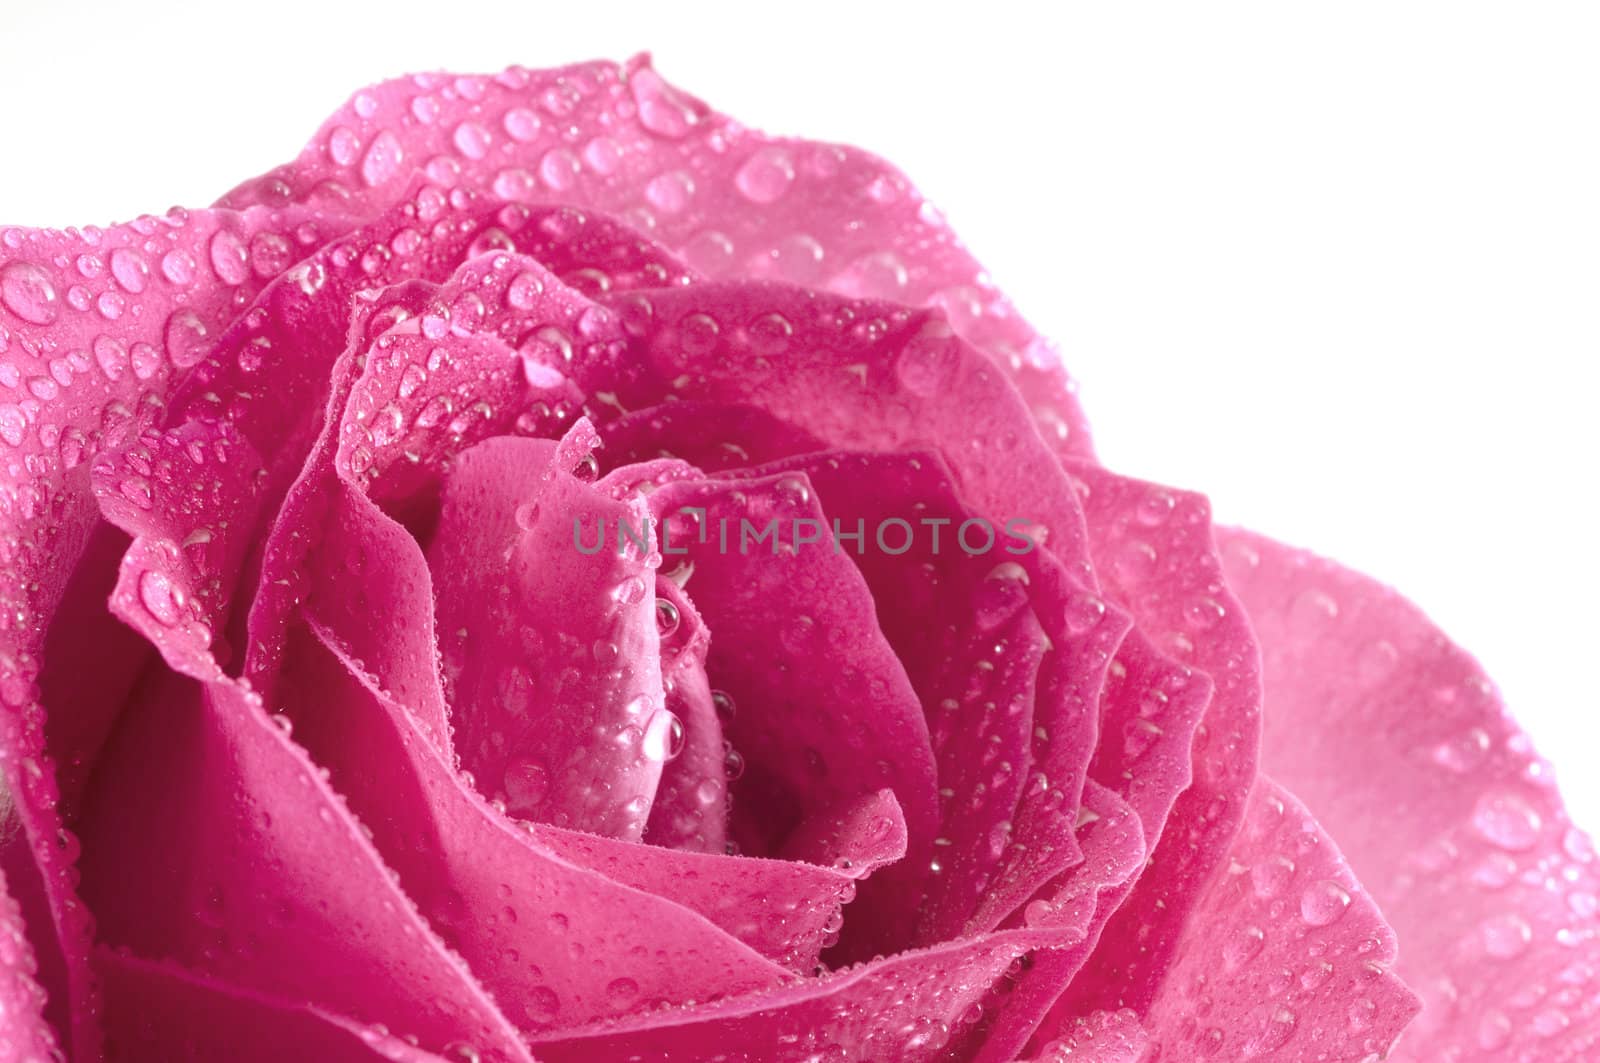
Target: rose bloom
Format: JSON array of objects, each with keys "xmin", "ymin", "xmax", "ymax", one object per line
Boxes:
[{"xmin": 0, "ymin": 55, "xmax": 1592, "ymax": 1063}]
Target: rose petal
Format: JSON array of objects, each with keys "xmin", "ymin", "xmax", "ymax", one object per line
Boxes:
[
  {"xmin": 1013, "ymin": 1009, "xmax": 1148, "ymax": 1063},
  {"xmin": 76, "ymin": 668, "xmax": 532, "ymax": 1059},
  {"xmin": 0, "ymin": 857, "xmax": 59, "ymax": 1060},
  {"xmin": 645, "ymin": 471, "xmax": 941, "ymax": 957},
  {"xmin": 527, "ymin": 923, "xmax": 1094, "ymax": 1063},
  {"xmin": 740, "ymin": 450, "xmax": 1127, "ymax": 951},
  {"xmin": 1220, "ymin": 527, "xmax": 1600, "ymax": 1060},
  {"xmin": 601, "ymin": 401, "xmax": 826, "ymax": 472},
  {"xmin": 957, "ymin": 782, "xmax": 1147, "ymax": 1061},
  {"xmin": 1119, "ymin": 779, "xmax": 1418, "ymax": 1061},
  {"xmin": 642, "ymin": 576, "xmax": 729, "ymax": 852},
  {"xmin": 211, "ymin": 57, "xmax": 1093, "ymax": 460},
  {"xmin": 98, "ymin": 949, "xmax": 451, "ymax": 1061},
  {"xmin": 1058, "ymin": 464, "xmax": 1264, "ymax": 1018},
  {"xmin": 1088, "ymin": 625, "xmax": 1212, "ymax": 852},
  {"xmin": 592, "ymin": 284, "xmax": 1094, "ymax": 587},
  {"xmin": 426, "ymin": 426, "xmax": 667, "ymax": 838},
  {"xmin": 533, "ymin": 789, "xmax": 905, "ymax": 973},
  {"xmin": 283, "ymin": 617, "xmax": 790, "ymax": 1031}
]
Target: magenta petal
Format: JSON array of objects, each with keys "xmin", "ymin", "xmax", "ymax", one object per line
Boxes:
[
  {"xmin": 1220, "ymin": 527, "xmax": 1600, "ymax": 1059},
  {"xmin": 428, "ymin": 426, "xmax": 668, "ymax": 838},
  {"xmin": 1059, "ymin": 464, "xmax": 1264, "ymax": 1017},
  {"xmin": 303, "ymin": 480, "xmax": 453, "ymax": 748},
  {"xmin": 645, "ymin": 472, "xmax": 940, "ymax": 953},
  {"xmin": 601, "ymin": 402, "xmax": 826, "ymax": 472},
  {"xmin": 0, "ymin": 862, "xmax": 59, "ymax": 1061},
  {"xmin": 742, "ymin": 450, "xmax": 1127, "ymax": 948},
  {"xmin": 76, "ymin": 670, "xmax": 531, "ymax": 1060},
  {"xmin": 962, "ymin": 782, "xmax": 1147, "ymax": 1061},
  {"xmin": 1088, "ymin": 625, "xmax": 1212, "ymax": 851},
  {"xmin": 1132, "ymin": 779, "xmax": 1418, "ymax": 1060},
  {"xmin": 211, "ymin": 58, "xmax": 1092, "ymax": 459},
  {"xmin": 534, "ymin": 791, "xmax": 904, "ymax": 973},
  {"xmin": 592, "ymin": 284, "xmax": 1095, "ymax": 584},
  {"xmin": 527, "ymin": 925, "xmax": 1088, "ymax": 1063},
  {"xmin": 1014, "ymin": 1009, "xmax": 1149, "ymax": 1063},
  {"xmin": 642, "ymin": 577, "xmax": 729, "ymax": 852},
  {"xmin": 283, "ymin": 618, "xmax": 789, "ymax": 1031},
  {"xmin": 98, "ymin": 950, "xmax": 451, "ymax": 1061}
]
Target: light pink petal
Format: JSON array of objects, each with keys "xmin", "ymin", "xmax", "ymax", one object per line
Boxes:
[
  {"xmin": 1057, "ymin": 464, "xmax": 1264, "ymax": 1019},
  {"xmin": 76, "ymin": 666, "xmax": 532, "ymax": 1060},
  {"xmin": 1220, "ymin": 527, "xmax": 1600, "ymax": 1060},
  {"xmin": 98, "ymin": 950, "xmax": 450, "ymax": 1062},
  {"xmin": 642, "ymin": 576, "xmax": 729, "ymax": 852},
  {"xmin": 646, "ymin": 472, "xmax": 941, "ymax": 958},
  {"xmin": 1127, "ymin": 778, "xmax": 1418, "ymax": 1060},
  {"xmin": 283, "ymin": 617, "xmax": 790, "ymax": 1031},
  {"xmin": 212, "ymin": 57, "xmax": 1093, "ymax": 459},
  {"xmin": 426, "ymin": 426, "xmax": 667, "ymax": 838}
]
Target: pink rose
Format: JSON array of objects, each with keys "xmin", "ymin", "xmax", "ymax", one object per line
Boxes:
[{"xmin": 0, "ymin": 55, "xmax": 1590, "ymax": 1061}]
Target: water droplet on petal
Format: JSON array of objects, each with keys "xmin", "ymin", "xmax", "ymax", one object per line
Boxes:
[
  {"xmin": 1473, "ymin": 790, "xmax": 1543, "ymax": 851},
  {"xmin": 138, "ymin": 570, "xmax": 183, "ymax": 626},
  {"xmin": 109, "ymin": 248, "xmax": 149, "ymax": 293},
  {"xmin": 642, "ymin": 708, "xmax": 683, "ymax": 762},
  {"xmin": 361, "ymin": 130, "xmax": 404, "ymax": 187},
  {"xmin": 735, "ymin": 147, "xmax": 795, "ymax": 204},
  {"xmin": 0, "ymin": 262, "xmax": 58, "ymax": 324},
  {"xmin": 1299, "ymin": 879, "xmax": 1351, "ymax": 926}
]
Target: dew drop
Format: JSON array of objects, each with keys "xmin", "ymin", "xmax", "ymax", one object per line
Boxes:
[
  {"xmin": 164, "ymin": 309, "xmax": 213, "ymax": 369},
  {"xmin": 642, "ymin": 708, "xmax": 684, "ymax": 762},
  {"xmin": 1480, "ymin": 912, "xmax": 1532, "ymax": 958},
  {"xmin": 160, "ymin": 249, "xmax": 197, "ymax": 287},
  {"xmin": 504, "ymin": 107, "xmax": 542, "ymax": 142},
  {"xmin": 1299, "ymin": 879, "xmax": 1352, "ymax": 927},
  {"xmin": 361, "ymin": 130, "xmax": 404, "ymax": 187},
  {"xmin": 1472, "ymin": 790, "xmax": 1543, "ymax": 851},
  {"xmin": 734, "ymin": 147, "xmax": 795, "ymax": 204},
  {"xmin": 503, "ymin": 756, "xmax": 549, "ymax": 812},
  {"xmin": 654, "ymin": 598, "xmax": 680, "ymax": 638},
  {"xmin": 453, "ymin": 121, "xmax": 491, "ymax": 160},
  {"xmin": 0, "ymin": 262, "xmax": 58, "ymax": 324},
  {"xmin": 209, "ymin": 230, "xmax": 249, "ymax": 285},
  {"xmin": 109, "ymin": 248, "xmax": 149, "ymax": 294},
  {"xmin": 138, "ymin": 570, "xmax": 183, "ymax": 626}
]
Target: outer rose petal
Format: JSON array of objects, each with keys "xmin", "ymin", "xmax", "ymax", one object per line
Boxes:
[
  {"xmin": 213, "ymin": 57, "xmax": 1093, "ymax": 459},
  {"xmin": 98, "ymin": 950, "xmax": 450, "ymax": 1062},
  {"xmin": 593, "ymin": 283, "xmax": 1094, "ymax": 587},
  {"xmin": 1127, "ymin": 778, "xmax": 1419, "ymax": 1061},
  {"xmin": 1220, "ymin": 527, "xmax": 1600, "ymax": 1060},
  {"xmin": 76, "ymin": 668, "xmax": 532, "ymax": 1060}
]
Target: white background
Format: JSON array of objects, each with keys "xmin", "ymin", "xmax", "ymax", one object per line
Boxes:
[{"xmin": 3, "ymin": 2, "xmax": 1597, "ymax": 819}]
